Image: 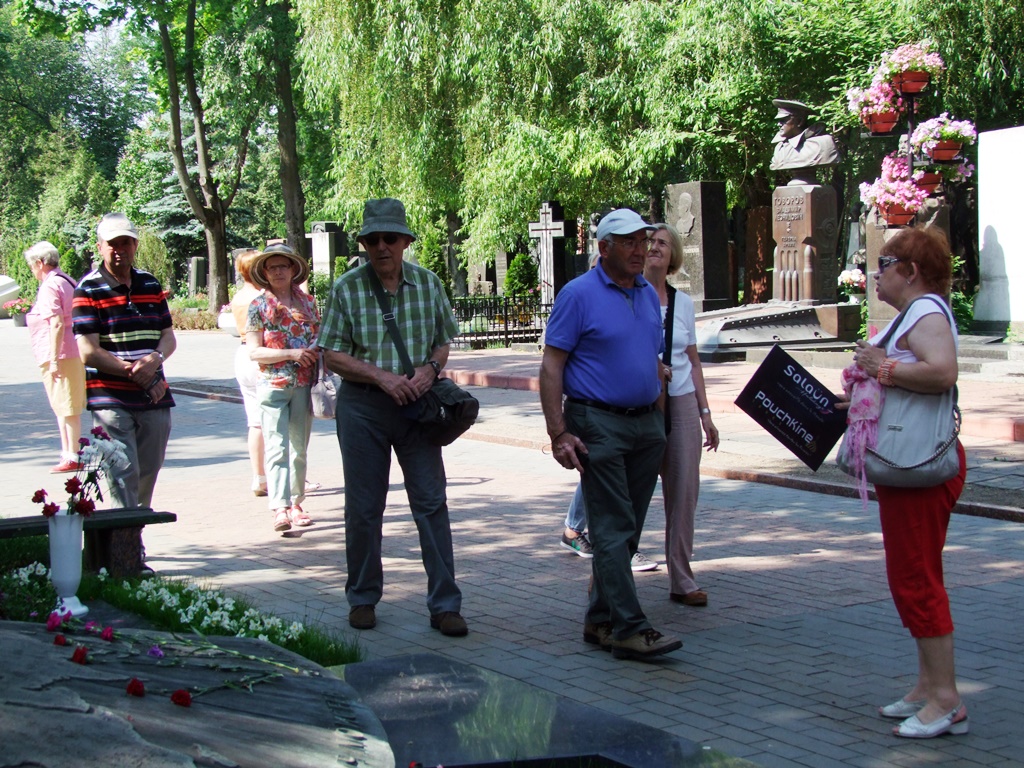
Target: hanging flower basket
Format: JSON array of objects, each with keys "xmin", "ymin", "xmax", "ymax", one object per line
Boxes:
[
  {"xmin": 891, "ymin": 70, "xmax": 931, "ymax": 94},
  {"xmin": 847, "ymin": 80, "xmax": 904, "ymax": 128},
  {"xmin": 875, "ymin": 41, "xmax": 945, "ymax": 94},
  {"xmin": 914, "ymin": 171, "xmax": 943, "ymax": 196},
  {"xmin": 859, "ymin": 153, "xmax": 927, "ymax": 227},
  {"xmin": 927, "ymin": 140, "xmax": 963, "ymax": 162},
  {"xmin": 862, "ymin": 110, "xmax": 900, "ymax": 135},
  {"xmin": 878, "ymin": 203, "xmax": 917, "ymax": 228},
  {"xmin": 910, "ymin": 113, "xmax": 976, "ymax": 162}
]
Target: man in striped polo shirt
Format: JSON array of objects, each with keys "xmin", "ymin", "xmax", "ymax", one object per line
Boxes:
[{"xmin": 73, "ymin": 213, "xmax": 176, "ymax": 510}]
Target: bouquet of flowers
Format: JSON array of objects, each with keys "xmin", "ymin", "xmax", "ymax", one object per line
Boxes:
[
  {"xmin": 3, "ymin": 297, "xmax": 31, "ymax": 316},
  {"xmin": 846, "ymin": 78, "xmax": 904, "ymax": 121},
  {"xmin": 909, "ymin": 112, "xmax": 977, "ymax": 156},
  {"xmin": 32, "ymin": 427, "xmax": 130, "ymax": 517},
  {"xmin": 838, "ymin": 269, "xmax": 866, "ymax": 291},
  {"xmin": 875, "ymin": 40, "xmax": 946, "ymax": 81},
  {"xmin": 837, "ymin": 269, "xmax": 867, "ymax": 301}
]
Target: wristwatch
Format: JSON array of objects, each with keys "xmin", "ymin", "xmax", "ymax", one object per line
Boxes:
[
  {"xmin": 428, "ymin": 360, "xmax": 442, "ymax": 378},
  {"xmin": 699, "ymin": 407, "xmax": 711, "ymax": 415},
  {"xmin": 154, "ymin": 350, "xmax": 165, "ymax": 362}
]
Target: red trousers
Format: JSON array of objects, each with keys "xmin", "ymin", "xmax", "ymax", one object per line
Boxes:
[{"xmin": 875, "ymin": 442, "xmax": 966, "ymax": 638}]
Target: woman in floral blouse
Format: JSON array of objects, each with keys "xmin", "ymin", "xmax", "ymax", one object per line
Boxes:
[{"xmin": 245, "ymin": 244, "xmax": 319, "ymax": 533}]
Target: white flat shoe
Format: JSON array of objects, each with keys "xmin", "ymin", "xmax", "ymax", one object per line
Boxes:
[
  {"xmin": 894, "ymin": 704, "xmax": 968, "ymax": 738},
  {"xmin": 878, "ymin": 698, "xmax": 925, "ymax": 719}
]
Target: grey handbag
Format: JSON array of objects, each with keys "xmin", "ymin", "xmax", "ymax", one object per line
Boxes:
[
  {"xmin": 837, "ymin": 296, "xmax": 961, "ymax": 488},
  {"xmin": 310, "ymin": 354, "xmax": 340, "ymax": 420}
]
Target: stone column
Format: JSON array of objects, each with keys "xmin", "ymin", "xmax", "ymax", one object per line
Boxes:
[{"xmin": 771, "ymin": 185, "xmax": 838, "ymax": 304}]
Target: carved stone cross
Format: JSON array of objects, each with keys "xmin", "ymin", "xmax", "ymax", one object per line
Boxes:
[{"xmin": 528, "ymin": 201, "xmax": 567, "ymax": 306}]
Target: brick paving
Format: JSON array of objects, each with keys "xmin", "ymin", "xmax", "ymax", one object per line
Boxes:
[{"xmin": 3, "ymin": 324, "xmax": 1024, "ymax": 767}]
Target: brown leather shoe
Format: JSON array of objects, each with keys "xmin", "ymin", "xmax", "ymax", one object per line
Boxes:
[
  {"xmin": 670, "ymin": 590, "xmax": 708, "ymax": 607},
  {"xmin": 430, "ymin": 611, "xmax": 468, "ymax": 636},
  {"xmin": 348, "ymin": 605, "xmax": 376, "ymax": 630}
]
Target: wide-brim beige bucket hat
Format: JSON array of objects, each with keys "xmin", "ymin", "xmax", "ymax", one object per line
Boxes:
[{"xmin": 250, "ymin": 243, "xmax": 310, "ymax": 290}]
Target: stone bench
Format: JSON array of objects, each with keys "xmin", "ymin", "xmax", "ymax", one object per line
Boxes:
[{"xmin": 0, "ymin": 507, "xmax": 177, "ymax": 577}]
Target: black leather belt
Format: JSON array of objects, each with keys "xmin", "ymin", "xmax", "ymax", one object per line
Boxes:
[{"xmin": 566, "ymin": 397, "xmax": 657, "ymax": 417}]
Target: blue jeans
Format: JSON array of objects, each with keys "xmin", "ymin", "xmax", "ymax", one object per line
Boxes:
[
  {"xmin": 564, "ymin": 482, "xmax": 587, "ymax": 532},
  {"xmin": 337, "ymin": 383, "xmax": 461, "ymax": 616},
  {"xmin": 256, "ymin": 384, "xmax": 312, "ymax": 509}
]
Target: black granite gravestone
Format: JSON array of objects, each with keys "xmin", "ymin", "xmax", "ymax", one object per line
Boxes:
[{"xmin": 665, "ymin": 182, "xmax": 731, "ymax": 312}]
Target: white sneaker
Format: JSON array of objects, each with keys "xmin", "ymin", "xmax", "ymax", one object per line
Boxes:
[{"xmin": 630, "ymin": 552, "xmax": 658, "ymax": 571}]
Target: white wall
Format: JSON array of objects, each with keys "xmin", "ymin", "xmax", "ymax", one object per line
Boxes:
[{"xmin": 975, "ymin": 125, "xmax": 1024, "ymax": 327}]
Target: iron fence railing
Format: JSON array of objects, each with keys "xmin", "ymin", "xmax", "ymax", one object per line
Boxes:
[{"xmin": 450, "ymin": 296, "xmax": 552, "ymax": 348}]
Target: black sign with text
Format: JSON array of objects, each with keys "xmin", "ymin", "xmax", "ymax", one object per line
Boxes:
[{"xmin": 734, "ymin": 345, "xmax": 848, "ymax": 471}]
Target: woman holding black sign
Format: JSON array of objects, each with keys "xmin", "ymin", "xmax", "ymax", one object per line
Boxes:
[
  {"xmin": 846, "ymin": 227, "xmax": 967, "ymax": 739},
  {"xmin": 643, "ymin": 223, "xmax": 719, "ymax": 607}
]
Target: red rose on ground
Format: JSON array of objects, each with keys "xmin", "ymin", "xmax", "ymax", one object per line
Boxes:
[
  {"xmin": 170, "ymin": 689, "xmax": 192, "ymax": 707},
  {"xmin": 32, "ymin": 489, "xmax": 47, "ymax": 503},
  {"xmin": 71, "ymin": 646, "xmax": 88, "ymax": 664},
  {"xmin": 42, "ymin": 503, "xmax": 60, "ymax": 517},
  {"xmin": 100, "ymin": 626, "xmax": 115, "ymax": 641},
  {"xmin": 126, "ymin": 678, "xmax": 145, "ymax": 697},
  {"xmin": 65, "ymin": 477, "xmax": 83, "ymax": 494},
  {"xmin": 54, "ymin": 634, "xmax": 68, "ymax": 646},
  {"xmin": 46, "ymin": 610, "xmax": 70, "ymax": 631}
]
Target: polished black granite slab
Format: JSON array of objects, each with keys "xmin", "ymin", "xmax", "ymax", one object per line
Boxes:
[{"xmin": 341, "ymin": 653, "xmax": 757, "ymax": 768}]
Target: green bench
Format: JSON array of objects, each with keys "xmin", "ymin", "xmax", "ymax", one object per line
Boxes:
[{"xmin": 0, "ymin": 507, "xmax": 177, "ymax": 577}]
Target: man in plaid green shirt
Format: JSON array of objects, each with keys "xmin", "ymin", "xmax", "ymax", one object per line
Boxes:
[{"xmin": 319, "ymin": 198, "xmax": 467, "ymax": 638}]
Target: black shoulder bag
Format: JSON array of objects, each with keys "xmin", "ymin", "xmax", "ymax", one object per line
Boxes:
[
  {"xmin": 366, "ymin": 268, "xmax": 479, "ymax": 446},
  {"xmin": 662, "ymin": 286, "xmax": 676, "ymax": 435}
]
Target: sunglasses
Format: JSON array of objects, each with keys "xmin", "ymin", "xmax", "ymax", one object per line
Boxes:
[
  {"xmin": 877, "ymin": 255, "xmax": 901, "ymax": 273},
  {"xmin": 363, "ymin": 233, "xmax": 400, "ymax": 247}
]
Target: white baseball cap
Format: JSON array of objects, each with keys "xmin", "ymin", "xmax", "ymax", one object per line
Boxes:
[
  {"xmin": 596, "ymin": 209, "xmax": 652, "ymax": 241},
  {"xmin": 96, "ymin": 213, "xmax": 139, "ymax": 242}
]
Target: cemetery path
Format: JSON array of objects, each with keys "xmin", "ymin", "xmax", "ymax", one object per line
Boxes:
[{"xmin": 3, "ymin": 324, "xmax": 1024, "ymax": 766}]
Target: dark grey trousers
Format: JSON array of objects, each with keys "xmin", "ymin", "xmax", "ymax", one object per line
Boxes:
[{"xmin": 337, "ymin": 383, "xmax": 461, "ymax": 616}]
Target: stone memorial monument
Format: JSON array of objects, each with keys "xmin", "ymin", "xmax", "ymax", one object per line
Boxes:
[
  {"xmin": 306, "ymin": 221, "xmax": 347, "ymax": 279},
  {"xmin": 665, "ymin": 182, "xmax": 732, "ymax": 312},
  {"xmin": 188, "ymin": 256, "xmax": 207, "ymax": 295},
  {"xmin": 769, "ymin": 99, "xmax": 841, "ymax": 303},
  {"xmin": 528, "ymin": 201, "xmax": 568, "ymax": 305}
]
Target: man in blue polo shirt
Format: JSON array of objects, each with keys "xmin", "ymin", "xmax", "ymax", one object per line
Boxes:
[{"xmin": 540, "ymin": 208, "xmax": 681, "ymax": 661}]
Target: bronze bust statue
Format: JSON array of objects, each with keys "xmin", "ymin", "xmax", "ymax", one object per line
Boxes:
[{"xmin": 770, "ymin": 99, "xmax": 841, "ymax": 183}]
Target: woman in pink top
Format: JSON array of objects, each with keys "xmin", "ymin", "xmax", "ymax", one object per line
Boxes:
[{"xmin": 24, "ymin": 241, "xmax": 87, "ymax": 473}]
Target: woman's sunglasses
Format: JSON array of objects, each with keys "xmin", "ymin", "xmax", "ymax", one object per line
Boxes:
[
  {"xmin": 363, "ymin": 233, "xmax": 400, "ymax": 247},
  {"xmin": 877, "ymin": 255, "xmax": 901, "ymax": 273}
]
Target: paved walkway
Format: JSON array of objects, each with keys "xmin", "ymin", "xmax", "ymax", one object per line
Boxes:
[{"xmin": 2, "ymin": 323, "xmax": 1024, "ymax": 767}]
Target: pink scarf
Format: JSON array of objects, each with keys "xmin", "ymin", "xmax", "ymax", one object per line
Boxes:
[{"xmin": 840, "ymin": 363, "xmax": 884, "ymax": 506}]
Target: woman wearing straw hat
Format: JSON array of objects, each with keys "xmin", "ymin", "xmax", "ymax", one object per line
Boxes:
[{"xmin": 245, "ymin": 243, "xmax": 319, "ymax": 533}]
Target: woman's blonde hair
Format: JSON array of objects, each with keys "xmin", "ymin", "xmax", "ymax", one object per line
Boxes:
[{"xmin": 651, "ymin": 223, "xmax": 686, "ymax": 276}]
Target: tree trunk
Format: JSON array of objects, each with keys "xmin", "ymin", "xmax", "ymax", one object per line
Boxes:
[
  {"xmin": 204, "ymin": 209, "xmax": 229, "ymax": 311},
  {"xmin": 275, "ymin": 50, "xmax": 305, "ymax": 259}
]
